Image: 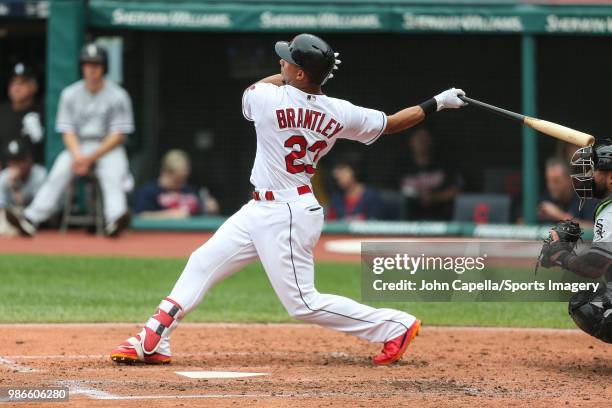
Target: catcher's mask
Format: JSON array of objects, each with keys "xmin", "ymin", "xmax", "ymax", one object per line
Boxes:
[
  {"xmin": 570, "ymin": 146, "xmax": 594, "ymax": 210},
  {"xmin": 571, "ymin": 141, "xmax": 612, "ymax": 209}
]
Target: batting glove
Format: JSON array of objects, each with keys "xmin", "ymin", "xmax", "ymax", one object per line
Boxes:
[{"xmin": 434, "ymin": 88, "xmax": 467, "ymax": 111}]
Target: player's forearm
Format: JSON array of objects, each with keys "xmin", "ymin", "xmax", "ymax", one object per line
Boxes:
[
  {"xmin": 63, "ymin": 133, "xmax": 82, "ymax": 158},
  {"xmin": 383, "ymin": 106, "xmax": 425, "ymax": 134},
  {"xmin": 564, "ymin": 252, "xmax": 607, "ymax": 279},
  {"xmin": 257, "ymin": 74, "xmax": 284, "ymax": 87},
  {"xmin": 89, "ymin": 133, "xmax": 125, "ymax": 162},
  {"xmin": 385, "ymin": 89, "xmax": 467, "ymax": 134}
]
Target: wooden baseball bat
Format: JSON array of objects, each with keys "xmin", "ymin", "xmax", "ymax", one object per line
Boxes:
[{"xmin": 459, "ymin": 95, "xmax": 595, "ymax": 147}]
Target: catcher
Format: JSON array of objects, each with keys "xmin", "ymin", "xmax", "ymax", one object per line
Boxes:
[{"xmin": 537, "ymin": 141, "xmax": 612, "ymax": 343}]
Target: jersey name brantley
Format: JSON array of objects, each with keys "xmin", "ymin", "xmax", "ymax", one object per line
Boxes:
[{"xmin": 275, "ymin": 108, "xmax": 344, "ymax": 138}]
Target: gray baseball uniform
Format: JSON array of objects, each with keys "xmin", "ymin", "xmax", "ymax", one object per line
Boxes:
[
  {"xmin": 24, "ymin": 79, "xmax": 134, "ymax": 225},
  {"xmin": 0, "ymin": 164, "xmax": 46, "ymax": 208},
  {"xmin": 589, "ymin": 198, "xmax": 612, "ymax": 282}
]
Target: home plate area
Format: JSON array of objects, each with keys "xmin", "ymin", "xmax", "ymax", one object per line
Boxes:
[
  {"xmin": 0, "ymin": 323, "xmax": 609, "ymax": 407},
  {"xmin": 176, "ymin": 371, "xmax": 269, "ymax": 379}
]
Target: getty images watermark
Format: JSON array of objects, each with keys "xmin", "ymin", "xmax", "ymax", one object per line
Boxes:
[{"xmin": 361, "ymin": 241, "xmax": 604, "ymax": 302}]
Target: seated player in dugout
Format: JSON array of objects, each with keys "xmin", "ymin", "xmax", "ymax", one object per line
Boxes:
[
  {"xmin": 538, "ymin": 141, "xmax": 612, "ymax": 344},
  {"xmin": 537, "ymin": 157, "xmax": 596, "ymax": 228},
  {"xmin": 326, "ymin": 158, "xmax": 384, "ymax": 221},
  {"xmin": 134, "ymin": 149, "xmax": 219, "ymax": 219},
  {"xmin": 5, "ymin": 43, "xmax": 134, "ymax": 238},
  {"xmin": 0, "ymin": 139, "xmax": 47, "ymax": 235},
  {"xmin": 110, "ymin": 33, "xmax": 467, "ymax": 366},
  {"xmin": 0, "ymin": 62, "xmax": 45, "ymax": 166}
]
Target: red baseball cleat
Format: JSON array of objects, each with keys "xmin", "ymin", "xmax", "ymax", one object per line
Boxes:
[
  {"xmin": 372, "ymin": 319, "xmax": 421, "ymax": 366},
  {"xmin": 110, "ymin": 335, "xmax": 171, "ymax": 365}
]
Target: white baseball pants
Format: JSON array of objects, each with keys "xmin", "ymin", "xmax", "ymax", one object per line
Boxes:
[
  {"xmin": 24, "ymin": 140, "xmax": 128, "ymax": 225},
  {"xmin": 167, "ymin": 191, "xmax": 416, "ymax": 345}
]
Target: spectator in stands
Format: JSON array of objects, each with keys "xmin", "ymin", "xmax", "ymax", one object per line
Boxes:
[
  {"xmin": 538, "ymin": 157, "xmax": 596, "ymax": 227},
  {"xmin": 397, "ymin": 127, "xmax": 462, "ymax": 220},
  {"xmin": 0, "ymin": 140, "xmax": 46, "ymax": 235},
  {"xmin": 135, "ymin": 149, "xmax": 219, "ymax": 219},
  {"xmin": 0, "ymin": 62, "xmax": 44, "ymax": 167},
  {"xmin": 326, "ymin": 160, "xmax": 383, "ymax": 221}
]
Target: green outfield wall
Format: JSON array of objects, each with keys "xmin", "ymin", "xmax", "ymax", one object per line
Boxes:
[{"xmin": 131, "ymin": 216, "xmax": 595, "ymax": 241}]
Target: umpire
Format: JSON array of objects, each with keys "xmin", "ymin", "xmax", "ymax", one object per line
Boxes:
[
  {"xmin": 6, "ymin": 43, "xmax": 134, "ymax": 237},
  {"xmin": 538, "ymin": 141, "xmax": 612, "ymax": 343}
]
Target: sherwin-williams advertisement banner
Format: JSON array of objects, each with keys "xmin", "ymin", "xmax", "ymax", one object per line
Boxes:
[{"xmin": 88, "ymin": 2, "xmax": 612, "ymax": 35}]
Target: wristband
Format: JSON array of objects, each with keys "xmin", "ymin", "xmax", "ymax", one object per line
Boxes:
[{"xmin": 419, "ymin": 98, "xmax": 437, "ymax": 116}]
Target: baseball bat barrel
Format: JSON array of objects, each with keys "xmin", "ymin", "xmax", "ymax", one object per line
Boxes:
[
  {"xmin": 523, "ymin": 117, "xmax": 595, "ymax": 147},
  {"xmin": 459, "ymin": 95, "xmax": 595, "ymax": 147}
]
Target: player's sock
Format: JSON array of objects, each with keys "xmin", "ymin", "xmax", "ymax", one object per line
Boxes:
[{"xmin": 156, "ymin": 335, "xmax": 172, "ymax": 356}]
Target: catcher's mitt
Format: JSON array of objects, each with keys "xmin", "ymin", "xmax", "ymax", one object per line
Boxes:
[{"xmin": 535, "ymin": 220, "xmax": 583, "ymax": 273}]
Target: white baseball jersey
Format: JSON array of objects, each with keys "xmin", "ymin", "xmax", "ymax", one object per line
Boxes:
[
  {"xmin": 242, "ymin": 83, "xmax": 387, "ymax": 190},
  {"xmin": 587, "ymin": 198, "xmax": 612, "ymax": 282},
  {"xmin": 591, "ymin": 199, "xmax": 612, "ymax": 257}
]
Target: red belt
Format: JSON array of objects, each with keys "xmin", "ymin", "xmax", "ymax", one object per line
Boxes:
[{"xmin": 252, "ymin": 185, "xmax": 312, "ymax": 201}]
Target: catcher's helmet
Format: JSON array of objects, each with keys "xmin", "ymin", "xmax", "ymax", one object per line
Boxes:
[
  {"xmin": 275, "ymin": 34, "xmax": 335, "ymax": 85},
  {"xmin": 594, "ymin": 142, "xmax": 612, "ymax": 170},
  {"xmin": 79, "ymin": 43, "xmax": 108, "ymax": 73}
]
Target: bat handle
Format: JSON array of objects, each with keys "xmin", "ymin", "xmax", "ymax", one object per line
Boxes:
[
  {"xmin": 459, "ymin": 95, "xmax": 525, "ymax": 123},
  {"xmin": 458, "ymin": 95, "xmax": 476, "ymax": 104}
]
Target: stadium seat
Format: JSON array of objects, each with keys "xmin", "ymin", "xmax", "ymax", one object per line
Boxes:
[
  {"xmin": 378, "ymin": 189, "xmax": 407, "ymax": 220},
  {"xmin": 453, "ymin": 193, "xmax": 512, "ymax": 224},
  {"xmin": 483, "ymin": 167, "xmax": 521, "ymax": 196}
]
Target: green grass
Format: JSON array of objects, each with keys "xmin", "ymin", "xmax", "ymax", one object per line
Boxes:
[{"xmin": 0, "ymin": 254, "xmax": 573, "ymax": 328}]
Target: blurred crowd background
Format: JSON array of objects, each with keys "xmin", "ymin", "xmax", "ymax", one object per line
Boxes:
[{"xmin": 2, "ymin": 0, "xmax": 611, "ymax": 232}]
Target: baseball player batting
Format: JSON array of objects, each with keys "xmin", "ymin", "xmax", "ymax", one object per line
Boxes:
[{"xmin": 111, "ymin": 33, "xmax": 467, "ymax": 366}]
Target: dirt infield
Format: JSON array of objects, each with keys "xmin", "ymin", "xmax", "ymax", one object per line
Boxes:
[
  {"xmin": 0, "ymin": 323, "xmax": 609, "ymax": 407},
  {"xmin": 1, "ymin": 233, "xmax": 610, "ymax": 406}
]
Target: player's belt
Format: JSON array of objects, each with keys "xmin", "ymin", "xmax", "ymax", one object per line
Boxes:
[{"xmin": 252, "ymin": 185, "xmax": 312, "ymax": 202}]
